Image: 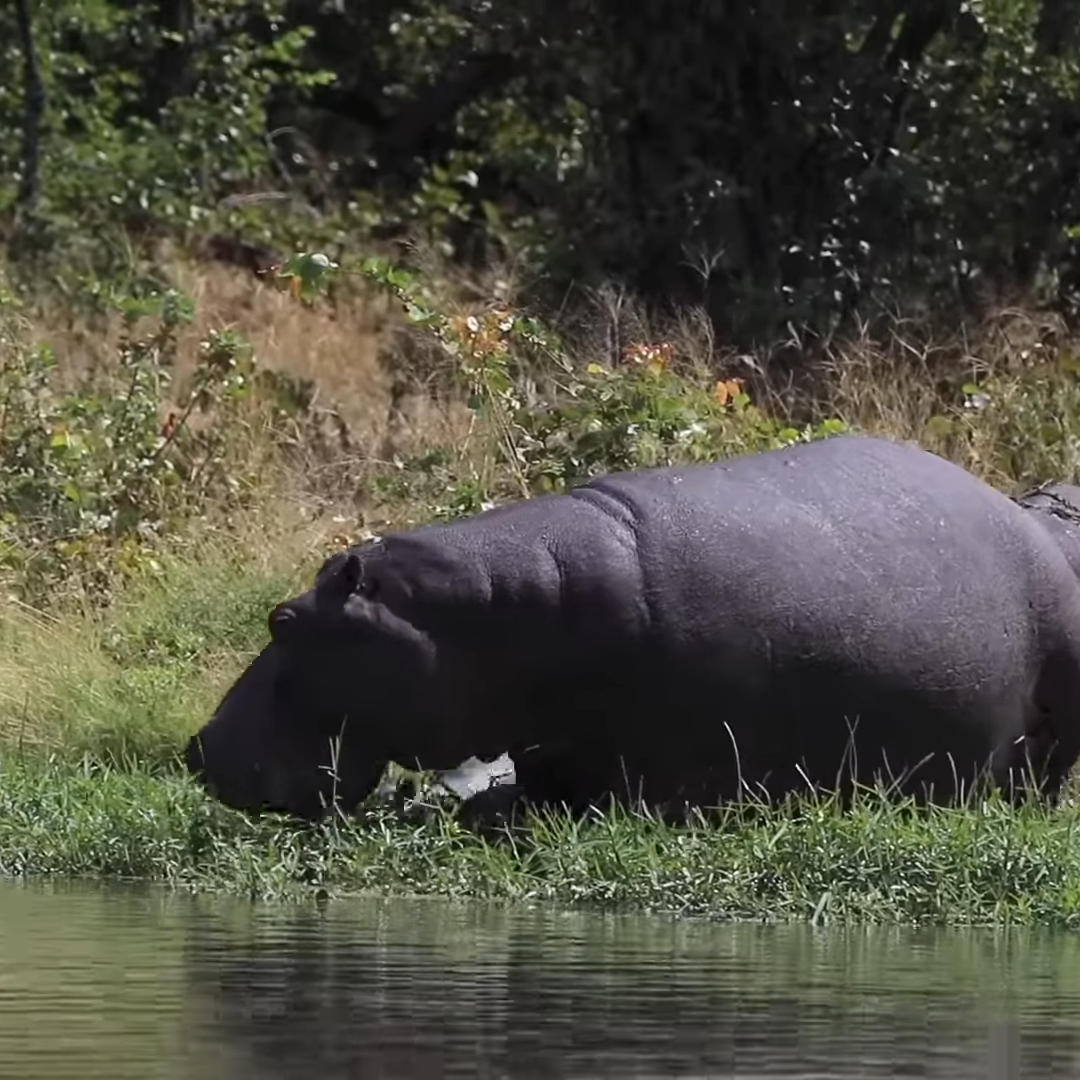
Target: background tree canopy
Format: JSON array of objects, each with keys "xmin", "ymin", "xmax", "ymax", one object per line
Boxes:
[{"xmin": 4, "ymin": 0, "xmax": 1080, "ymax": 346}]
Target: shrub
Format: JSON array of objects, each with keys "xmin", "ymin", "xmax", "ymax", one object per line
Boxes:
[{"xmin": 0, "ymin": 276, "xmax": 256, "ymax": 602}]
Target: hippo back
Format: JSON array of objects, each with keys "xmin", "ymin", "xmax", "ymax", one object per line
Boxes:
[
  {"xmin": 1015, "ymin": 482, "xmax": 1080, "ymax": 581},
  {"xmin": 561, "ymin": 434, "xmax": 1080, "ymax": 800},
  {"xmin": 575, "ymin": 435, "xmax": 1070, "ymax": 650}
]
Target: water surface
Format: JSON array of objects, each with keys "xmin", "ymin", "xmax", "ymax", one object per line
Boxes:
[{"xmin": 0, "ymin": 879, "xmax": 1078, "ymax": 1077}]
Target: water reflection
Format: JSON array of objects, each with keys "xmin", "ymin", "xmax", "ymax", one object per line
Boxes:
[{"xmin": 0, "ymin": 880, "xmax": 1079, "ymax": 1077}]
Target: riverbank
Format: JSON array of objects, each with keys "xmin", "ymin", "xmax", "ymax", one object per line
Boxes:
[
  {"xmin": 5, "ymin": 468, "xmax": 1080, "ymax": 930},
  {"xmin": 2, "ymin": 752, "xmax": 1080, "ymax": 927}
]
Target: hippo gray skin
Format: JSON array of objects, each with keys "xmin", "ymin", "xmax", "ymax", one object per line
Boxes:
[
  {"xmin": 184, "ymin": 642, "xmax": 390, "ymax": 818},
  {"xmin": 1014, "ymin": 482, "xmax": 1080, "ymax": 580},
  {"xmin": 185, "ymin": 434, "xmax": 1080, "ymax": 822}
]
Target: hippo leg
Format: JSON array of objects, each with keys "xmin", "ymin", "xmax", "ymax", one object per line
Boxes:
[
  {"xmin": 1005, "ymin": 651, "xmax": 1080, "ymax": 805},
  {"xmin": 455, "ymin": 783, "xmax": 531, "ymax": 838},
  {"xmin": 454, "ymin": 746, "xmax": 620, "ymax": 838},
  {"xmin": 509, "ymin": 742, "xmax": 643, "ymax": 817}
]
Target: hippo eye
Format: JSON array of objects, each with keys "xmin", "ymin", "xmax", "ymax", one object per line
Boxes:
[{"xmin": 268, "ymin": 604, "xmax": 297, "ymax": 641}]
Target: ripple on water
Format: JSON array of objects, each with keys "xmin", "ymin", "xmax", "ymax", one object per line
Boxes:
[{"xmin": 0, "ymin": 881, "xmax": 1077, "ymax": 1078}]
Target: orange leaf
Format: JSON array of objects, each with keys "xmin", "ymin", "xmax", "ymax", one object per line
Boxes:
[{"xmin": 716, "ymin": 378, "xmax": 743, "ymax": 405}]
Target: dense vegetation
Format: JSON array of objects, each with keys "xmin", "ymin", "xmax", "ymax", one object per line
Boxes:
[
  {"xmin": 6, "ymin": 0, "xmax": 1080, "ymax": 343},
  {"xmin": 2, "ymin": 0, "xmax": 1080, "ymax": 922}
]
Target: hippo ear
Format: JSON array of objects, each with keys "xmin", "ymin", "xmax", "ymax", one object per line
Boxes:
[
  {"xmin": 327, "ymin": 551, "xmax": 363, "ymax": 597},
  {"xmin": 314, "ymin": 549, "xmax": 364, "ymax": 598}
]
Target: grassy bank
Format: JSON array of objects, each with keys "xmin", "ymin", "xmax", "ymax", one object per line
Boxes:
[
  {"xmin": 4, "ymin": 517, "xmax": 1080, "ymax": 928},
  {"xmin": 4, "ymin": 754, "xmax": 1080, "ymax": 928},
  {"xmin": 5, "ymin": 246, "xmax": 1080, "ymax": 925}
]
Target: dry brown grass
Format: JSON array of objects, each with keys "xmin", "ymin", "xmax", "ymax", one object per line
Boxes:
[
  {"xmin": 18, "ymin": 248, "xmax": 481, "ymax": 521},
  {"xmin": 165, "ymin": 256, "xmax": 479, "ymax": 464},
  {"xmin": 19, "ymin": 247, "xmax": 1080, "ymax": 553},
  {"xmin": 31, "ymin": 256, "xmax": 394, "ymax": 442},
  {"xmin": 169, "ymin": 259, "xmax": 391, "ymax": 432}
]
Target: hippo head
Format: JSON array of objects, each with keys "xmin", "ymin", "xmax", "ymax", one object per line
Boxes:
[
  {"xmin": 187, "ymin": 546, "xmax": 498, "ymax": 820},
  {"xmin": 184, "ymin": 638, "xmax": 390, "ymax": 821}
]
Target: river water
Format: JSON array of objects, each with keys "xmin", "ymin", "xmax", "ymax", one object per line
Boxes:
[{"xmin": 1, "ymin": 879, "xmax": 1079, "ymax": 1078}]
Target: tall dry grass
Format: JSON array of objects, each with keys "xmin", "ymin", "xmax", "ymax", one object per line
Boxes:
[
  {"xmin": 20, "ymin": 248, "xmax": 1080, "ymax": 534},
  {"xmin": 21, "ymin": 247, "xmax": 1080, "ymax": 507}
]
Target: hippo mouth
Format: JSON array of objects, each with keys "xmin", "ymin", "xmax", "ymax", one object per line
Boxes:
[{"xmin": 183, "ymin": 732, "xmax": 367, "ymax": 822}]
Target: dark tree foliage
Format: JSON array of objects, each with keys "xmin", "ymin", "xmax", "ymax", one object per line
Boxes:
[{"xmin": 4, "ymin": 0, "xmax": 1080, "ymax": 345}]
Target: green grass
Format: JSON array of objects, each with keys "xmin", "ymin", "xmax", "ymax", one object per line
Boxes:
[
  {"xmin": 2, "ymin": 753, "xmax": 1080, "ymax": 927},
  {"xmin": 0, "ymin": 538, "xmax": 308, "ymax": 765},
  {"xmin": 2, "ymin": 519, "xmax": 1080, "ymax": 927}
]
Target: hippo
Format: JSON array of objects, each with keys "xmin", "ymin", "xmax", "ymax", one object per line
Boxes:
[
  {"xmin": 183, "ymin": 639, "xmax": 516, "ymax": 817},
  {"xmin": 186, "ymin": 434, "xmax": 1080, "ymax": 821},
  {"xmin": 184, "ymin": 642, "xmax": 389, "ymax": 818},
  {"xmin": 1014, "ymin": 482, "xmax": 1080, "ymax": 579}
]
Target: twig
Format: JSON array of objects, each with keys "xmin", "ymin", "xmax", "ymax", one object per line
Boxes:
[{"xmin": 14, "ymin": 0, "xmax": 46, "ymax": 216}]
